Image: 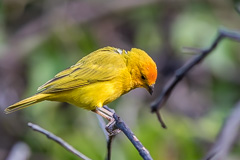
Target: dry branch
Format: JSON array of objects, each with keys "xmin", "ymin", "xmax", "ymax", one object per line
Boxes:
[
  {"xmin": 28, "ymin": 106, "xmax": 153, "ymax": 160},
  {"xmin": 113, "ymin": 113, "xmax": 153, "ymax": 160},
  {"xmin": 28, "ymin": 123, "xmax": 91, "ymax": 160},
  {"xmin": 103, "ymin": 105, "xmax": 153, "ymax": 160},
  {"xmin": 151, "ymin": 28, "xmax": 240, "ymax": 126},
  {"xmin": 106, "ymin": 136, "xmax": 114, "ymax": 160}
]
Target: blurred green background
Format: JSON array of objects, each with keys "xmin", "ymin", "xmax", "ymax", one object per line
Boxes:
[{"xmin": 1, "ymin": 0, "xmax": 240, "ymax": 160}]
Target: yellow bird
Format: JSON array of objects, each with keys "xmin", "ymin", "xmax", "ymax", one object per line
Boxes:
[{"xmin": 5, "ymin": 47, "xmax": 157, "ymax": 122}]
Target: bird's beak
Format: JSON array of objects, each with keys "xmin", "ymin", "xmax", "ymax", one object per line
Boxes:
[{"xmin": 147, "ymin": 84, "xmax": 154, "ymax": 95}]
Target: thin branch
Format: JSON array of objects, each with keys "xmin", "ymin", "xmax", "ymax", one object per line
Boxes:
[
  {"xmin": 103, "ymin": 105, "xmax": 153, "ymax": 160},
  {"xmin": 156, "ymin": 111, "xmax": 167, "ymax": 129},
  {"xmin": 27, "ymin": 123, "xmax": 91, "ymax": 160},
  {"xmin": 151, "ymin": 28, "xmax": 240, "ymax": 125},
  {"xmin": 102, "ymin": 106, "xmax": 152, "ymax": 160},
  {"xmin": 29, "ymin": 107, "xmax": 152, "ymax": 160},
  {"xmin": 106, "ymin": 136, "xmax": 114, "ymax": 160},
  {"xmin": 112, "ymin": 113, "xmax": 153, "ymax": 160},
  {"xmin": 203, "ymin": 101, "xmax": 240, "ymax": 160}
]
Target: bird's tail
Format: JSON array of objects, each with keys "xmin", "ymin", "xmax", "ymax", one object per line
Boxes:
[{"xmin": 4, "ymin": 94, "xmax": 48, "ymax": 114}]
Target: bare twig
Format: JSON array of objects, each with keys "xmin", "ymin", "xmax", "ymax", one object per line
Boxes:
[
  {"xmin": 112, "ymin": 113, "xmax": 153, "ymax": 160},
  {"xmin": 156, "ymin": 111, "xmax": 167, "ymax": 129},
  {"xmin": 29, "ymin": 106, "xmax": 152, "ymax": 160},
  {"xmin": 203, "ymin": 101, "xmax": 240, "ymax": 160},
  {"xmin": 27, "ymin": 123, "xmax": 91, "ymax": 160},
  {"xmin": 151, "ymin": 28, "xmax": 240, "ymax": 126},
  {"xmin": 101, "ymin": 105, "xmax": 152, "ymax": 160},
  {"xmin": 106, "ymin": 136, "xmax": 114, "ymax": 160}
]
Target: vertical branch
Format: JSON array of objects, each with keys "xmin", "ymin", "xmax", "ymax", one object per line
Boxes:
[{"xmin": 106, "ymin": 136, "xmax": 114, "ymax": 160}]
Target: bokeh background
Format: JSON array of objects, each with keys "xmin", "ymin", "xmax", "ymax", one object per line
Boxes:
[{"xmin": 1, "ymin": 0, "xmax": 240, "ymax": 160}]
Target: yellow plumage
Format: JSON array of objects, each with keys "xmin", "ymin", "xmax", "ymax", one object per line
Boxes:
[{"xmin": 5, "ymin": 47, "xmax": 157, "ymax": 114}]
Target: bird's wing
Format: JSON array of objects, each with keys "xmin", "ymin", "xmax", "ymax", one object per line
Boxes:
[{"xmin": 38, "ymin": 48, "xmax": 127, "ymax": 93}]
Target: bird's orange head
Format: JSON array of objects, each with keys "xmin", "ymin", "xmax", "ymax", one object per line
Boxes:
[{"xmin": 126, "ymin": 48, "xmax": 157, "ymax": 95}]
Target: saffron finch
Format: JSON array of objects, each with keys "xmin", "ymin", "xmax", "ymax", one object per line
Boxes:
[{"xmin": 5, "ymin": 47, "xmax": 157, "ymax": 121}]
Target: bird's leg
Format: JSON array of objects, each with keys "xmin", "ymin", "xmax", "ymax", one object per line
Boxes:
[{"xmin": 92, "ymin": 106, "xmax": 121, "ymax": 136}]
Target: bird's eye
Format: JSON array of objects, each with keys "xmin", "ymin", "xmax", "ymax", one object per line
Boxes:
[{"xmin": 141, "ymin": 75, "xmax": 146, "ymax": 80}]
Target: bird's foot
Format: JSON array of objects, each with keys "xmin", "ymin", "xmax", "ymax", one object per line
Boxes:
[
  {"xmin": 93, "ymin": 106, "xmax": 121, "ymax": 136},
  {"xmin": 105, "ymin": 118, "xmax": 121, "ymax": 136}
]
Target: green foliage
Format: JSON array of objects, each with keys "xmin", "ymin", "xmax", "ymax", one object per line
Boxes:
[{"xmin": 1, "ymin": 1, "xmax": 240, "ymax": 160}]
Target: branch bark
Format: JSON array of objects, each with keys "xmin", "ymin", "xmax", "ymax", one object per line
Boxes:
[
  {"xmin": 106, "ymin": 136, "xmax": 114, "ymax": 160},
  {"xmin": 27, "ymin": 123, "xmax": 91, "ymax": 160},
  {"xmin": 113, "ymin": 113, "xmax": 153, "ymax": 160},
  {"xmin": 103, "ymin": 105, "xmax": 153, "ymax": 160},
  {"xmin": 151, "ymin": 28, "xmax": 240, "ymax": 126},
  {"xmin": 28, "ymin": 106, "xmax": 153, "ymax": 160}
]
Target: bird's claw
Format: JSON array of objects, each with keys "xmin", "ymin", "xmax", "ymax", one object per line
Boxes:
[{"xmin": 105, "ymin": 118, "xmax": 121, "ymax": 136}]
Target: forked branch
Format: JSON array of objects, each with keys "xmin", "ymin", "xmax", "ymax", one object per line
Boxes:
[
  {"xmin": 151, "ymin": 28, "xmax": 240, "ymax": 127},
  {"xmin": 28, "ymin": 106, "xmax": 152, "ymax": 160}
]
